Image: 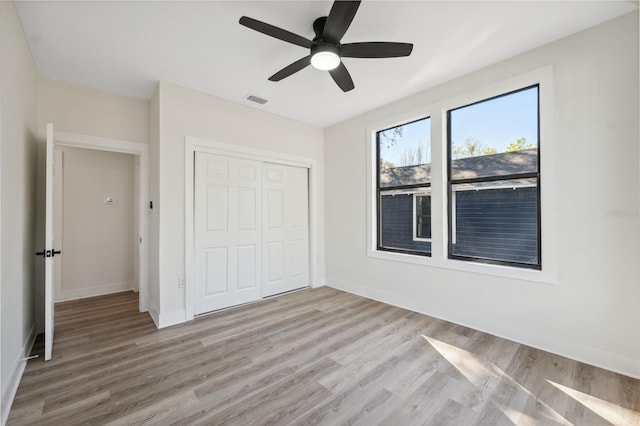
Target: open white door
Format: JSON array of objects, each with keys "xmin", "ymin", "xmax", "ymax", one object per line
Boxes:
[{"xmin": 44, "ymin": 123, "xmax": 58, "ymax": 360}]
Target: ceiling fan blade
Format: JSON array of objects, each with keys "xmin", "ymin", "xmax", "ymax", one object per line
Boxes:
[
  {"xmin": 323, "ymin": 1, "xmax": 361, "ymax": 44},
  {"xmin": 329, "ymin": 62, "xmax": 355, "ymax": 92},
  {"xmin": 341, "ymin": 42, "xmax": 414, "ymax": 58},
  {"xmin": 269, "ymin": 56, "xmax": 312, "ymax": 81},
  {"xmin": 239, "ymin": 16, "xmax": 312, "ymax": 49}
]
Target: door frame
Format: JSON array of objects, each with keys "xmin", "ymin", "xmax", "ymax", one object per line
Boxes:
[
  {"xmin": 185, "ymin": 137, "xmax": 319, "ymax": 321},
  {"xmin": 38, "ymin": 129, "xmax": 150, "ymax": 313}
]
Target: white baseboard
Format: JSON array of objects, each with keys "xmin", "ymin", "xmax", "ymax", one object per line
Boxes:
[
  {"xmin": 312, "ymin": 277, "xmax": 327, "ymax": 288},
  {"xmin": 158, "ymin": 309, "xmax": 186, "ymax": 329},
  {"xmin": 55, "ymin": 281, "xmax": 133, "ymax": 302},
  {"xmin": 1, "ymin": 323, "xmax": 36, "ymax": 426},
  {"xmin": 148, "ymin": 302, "xmax": 185, "ymax": 329},
  {"xmin": 148, "ymin": 301, "xmax": 160, "ymax": 329},
  {"xmin": 326, "ymin": 278, "xmax": 640, "ymax": 380}
]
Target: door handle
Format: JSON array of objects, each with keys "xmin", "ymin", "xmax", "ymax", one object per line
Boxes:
[{"xmin": 34, "ymin": 250, "xmax": 61, "ymax": 258}]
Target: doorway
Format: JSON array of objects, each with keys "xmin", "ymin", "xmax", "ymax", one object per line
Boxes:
[
  {"xmin": 53, "ymin": 146, "xmax": 139, "ymax": 302},
  {"xmin": 37, "ymin": 129, "xmax": 149, "ymax": 328}
]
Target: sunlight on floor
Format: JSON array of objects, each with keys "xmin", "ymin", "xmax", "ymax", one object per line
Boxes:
[
  {"xmin": 421, "ymin": 335, "xmax": 495, "ymax": 386},
  {"xmin": 422, "ymin": 335, "xmax": 572, "ymax": 425},
  {"xmin": 547, "ymin": 380, "xmax": 640, "ymax": 426},
  {"xmin": 501, "ymin": 409, "xmax": 539, "ymax": 425}
]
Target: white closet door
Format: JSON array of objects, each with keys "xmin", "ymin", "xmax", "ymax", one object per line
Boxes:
[
  {"xmin": 194, "ymin": 153, "xmax": 262, "ymax": 315},
  {"xmin": 262, "ymin": 163, "xmax": 310, "ymax": 297}
]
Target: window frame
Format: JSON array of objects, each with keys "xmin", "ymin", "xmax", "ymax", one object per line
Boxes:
[
  {"xmin": 446, "ymin": 85, "xmax": 542, "ymax": 270},
  {"xmin": 366, "ymin": 66, "xmax": 557, "ymax": 284},
  {"xmin": 413, "ymin": 193, "xmax": 432, "ymax": 242},
  {"xmin": 376, "ymin": 116, "xmax": 432, "ymax": 257}
]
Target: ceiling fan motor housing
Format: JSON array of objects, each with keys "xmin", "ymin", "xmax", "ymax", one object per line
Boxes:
[{"xmin": 312, "ymin": 16, "xmax": 329, "ymax": 40}]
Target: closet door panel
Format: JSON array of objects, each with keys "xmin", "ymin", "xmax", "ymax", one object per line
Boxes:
[
  {"xmin": 262, "ymin": 163, "xmax": 310, "ymax": 297},
  {"xmin": 195, "ymin": 153, "xmax": 262, "ymax": 314}
]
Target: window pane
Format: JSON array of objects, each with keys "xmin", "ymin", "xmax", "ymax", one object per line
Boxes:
[
  {"xmin": 416, "ymin": 195, "xmax": 431, "ymax": 239},
  {"xmin": 379, "ymin": 117, "xmax": 431, "ymax": 188},
  {"xmin": 451, "ymin": 180, "xmax": 538, "ymax": 265},
  {"xmin": 380, "ymin": 191, "xmax": 431, "ymax": 255},
  {"xmin": 450, "ymin": 86, "xmax": 538, "ymax": 179}
]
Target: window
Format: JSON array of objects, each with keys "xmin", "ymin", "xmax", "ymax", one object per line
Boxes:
[
  {"xmin": 368, "ymin": 68, "xmax": 555, "ymax": 281},
  {"xmin": 447, "ymin": 85, "xmax": 540, "ymax": 269},
  {"xmin": 414, "ymin": 194, "xmax": 431, "ymax": 240},
  {"xmin": 377, "ymin": 117, "xmax": 431, "ymax": 255}
]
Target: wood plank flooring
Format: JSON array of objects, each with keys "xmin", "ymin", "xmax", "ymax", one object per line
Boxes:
[{"xmin": 7, "ymin": 287, "xmax": 640, "ymax": 425}]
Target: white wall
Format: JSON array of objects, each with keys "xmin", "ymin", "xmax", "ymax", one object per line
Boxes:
[
  {"xmin": 56, "ymin": 146, "xmax": 135, "ymax": 301},
  {"xmin": 155, "ymin": 82, "xmax": 325, "ymax": 326},
  {"xmin": 38, "ymin": 77, "xmax": 149, "ymax": 143},
  {"xmin": 325, "ymin": 12, "xmax": 639, "ymax": 378},
  {"xmin": 0, "ymin": 2, "xmax": 38, "ymax": 423}
]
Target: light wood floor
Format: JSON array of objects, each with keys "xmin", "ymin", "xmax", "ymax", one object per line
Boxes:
[{"xmin": 8, "ymin": 287, "xmax": 640, "ymax": 425}]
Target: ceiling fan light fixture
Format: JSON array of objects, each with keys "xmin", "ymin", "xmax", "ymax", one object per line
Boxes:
[
  {"xmin": 310, "ymin": 44, "xmax": 340, "ymax": 70},
  {"xmin": 311, "ymin": 50, "xmax": 340, "ymax": 70}
]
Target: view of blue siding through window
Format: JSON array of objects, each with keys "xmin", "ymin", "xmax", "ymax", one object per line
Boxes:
[
  {"xmin": 380, "ymin": 194, "xmax": 431, "ymax": 253},
  {"xmin": 453, "ymin": 186, "xmax": 538, "ymax": 264}
]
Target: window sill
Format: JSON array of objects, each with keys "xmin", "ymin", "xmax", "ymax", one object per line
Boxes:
[{"xmin": 367, "ymin": 249, "xmax": 557, "ymax": 285}]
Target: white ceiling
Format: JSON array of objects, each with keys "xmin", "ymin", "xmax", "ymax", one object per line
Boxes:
[{"xmin": 16, "ymin": 1, "xmax": 637, "ymax": 127}]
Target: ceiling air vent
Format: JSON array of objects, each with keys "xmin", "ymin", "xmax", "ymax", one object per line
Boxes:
[{"xmin": 246, "ymin": 94, "xmax": 268, "ymax": 105}]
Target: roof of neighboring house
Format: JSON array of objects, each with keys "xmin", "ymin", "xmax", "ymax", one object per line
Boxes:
[{"xmin": 380, "ymin": 148, "xmax": 538, "ymax": 187}]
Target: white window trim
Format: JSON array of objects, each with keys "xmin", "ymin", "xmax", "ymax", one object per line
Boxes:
[
  {"xmin": 366, "ymin": 66, "xmax": 557, "ymax": 284},
  {"xmin": 452, "ymin": 182, "xmax": 536, "ymax": 192},
  {"xmin": 451, "ymin": 191, "xmax": 457, "ymax": 245},
  {"xmin": 412, "ymin": 193, "xmax": 432, "ymax": 242}
]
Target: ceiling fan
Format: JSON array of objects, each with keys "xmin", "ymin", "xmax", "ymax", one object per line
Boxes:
[{"xmin": 239, "ymin": 1, "xmax": 413, "ymax": 92}]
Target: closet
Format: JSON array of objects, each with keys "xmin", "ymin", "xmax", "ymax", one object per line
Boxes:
[{"xmin": 194, "ymin": 152, "xmax": 309, "ymax": 315}]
